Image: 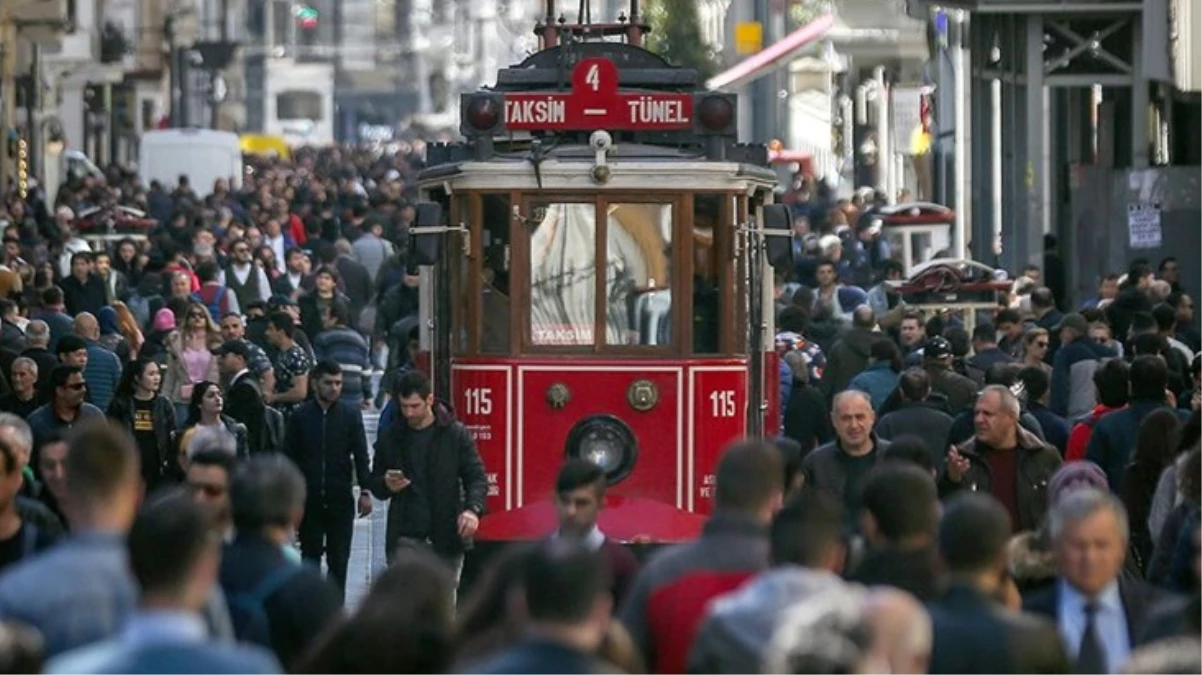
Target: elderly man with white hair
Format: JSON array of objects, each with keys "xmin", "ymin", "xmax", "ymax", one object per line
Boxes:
[
  {"xmin": 1024, "ymin": 489, "xmax": 1184, "ymax": 674},
  {"xmin": 938, "ymin": 384, "xmax": 1062, "ymax": 533},
  {"xmin": 764, "ymin": 585, "xmax": 933, "ymax": 674},
  {"xmin": 801, "ymin": 390, "xmax": 890, "ymax": 524}
]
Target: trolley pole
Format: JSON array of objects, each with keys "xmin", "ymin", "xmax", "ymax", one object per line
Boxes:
[{"xmin": 951, "ymin": 10, "xmax": 970, "ymax": 260}]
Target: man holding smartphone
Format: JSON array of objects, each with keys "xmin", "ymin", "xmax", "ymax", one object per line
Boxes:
[{"xmin": 369, "ymin": 370, "xmax": 488, "ymax": 587}]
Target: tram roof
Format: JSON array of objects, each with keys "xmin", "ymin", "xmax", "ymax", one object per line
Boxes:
[
  {"xmin": 417, "ymin": 151, "xmax": 779, "ymax": 193},
  {"xmin": 441, "ymin": 38, "xmax": 762, "ymax": 168}
]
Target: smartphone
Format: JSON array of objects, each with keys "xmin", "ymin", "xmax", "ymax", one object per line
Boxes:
[{"xmin": 386, "ymin": 469, "xmax": 405, "ymax": 479}]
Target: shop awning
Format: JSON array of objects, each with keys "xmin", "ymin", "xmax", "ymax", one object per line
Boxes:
[{"xmin": 706, "ymin": 14, "xmax": 836, "ymax": 91}]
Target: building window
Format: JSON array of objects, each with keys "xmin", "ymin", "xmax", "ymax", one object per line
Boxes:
[{"xmin": 276, "ymin": 91, "xmax": 323, "ymax": 121}]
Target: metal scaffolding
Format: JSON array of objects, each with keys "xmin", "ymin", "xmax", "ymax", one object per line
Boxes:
[{"xmin": 951, "ymin": 0, "xmax": 1156, "ymax": 273}]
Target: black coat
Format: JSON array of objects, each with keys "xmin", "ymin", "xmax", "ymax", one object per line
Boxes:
[
  {"xmin": 369, "ymin": 403, "xmax": 488, "ymax": 557},
  {"xmin": 106, "ymin": 394, "xmax": 179, "ymax": 482},
  {"xmin": 874, "ymin": 402, "xmax": 955, "ymax": 464},
  {"xmin": 59, "ymin": 274, "xmax": 108, "ymax": 317},
  {"xmin": 930, "ymin": 584, "xmax": 1070, "ymax": 674},
  {"xmin": 225, "ymin": 372, "xmax": 269, "ymax": 455},
  {"xmin": 283, "ymin": 399, "xmax": 371, "ymax": 506},
  {"xmin": 937, "ymin": 427, "xmax": 1062, "ymax": 533},
  {"xmin": 1023, "ymin": 578, "xmax": 1181, "ymax": 657},
  {"xmin": 782, "ymin": 382, "xmax": 832, "ymax": 458}
]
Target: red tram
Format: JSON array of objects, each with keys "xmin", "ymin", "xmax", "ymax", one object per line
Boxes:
[{"xmin": 411, "ymin": 2, "xmax": 792, "ymax": 545}]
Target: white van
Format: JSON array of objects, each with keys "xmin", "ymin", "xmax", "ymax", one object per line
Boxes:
[{"xmin": 138, "ymin": 129, "xmax": 243, "ymax": 197}]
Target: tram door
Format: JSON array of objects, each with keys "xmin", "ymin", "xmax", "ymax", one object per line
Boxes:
[{"xmin": 413, "ymin": 188, "xmax": 463, "ymax": 400}]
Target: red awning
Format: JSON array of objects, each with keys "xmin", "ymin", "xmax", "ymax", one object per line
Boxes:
[{"xmin": 707, "ymin": 14, "xmax": 836, "ymax": 91}]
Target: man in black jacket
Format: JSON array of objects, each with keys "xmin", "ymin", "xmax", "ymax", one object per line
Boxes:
[
  {"xmin": 369, "ymin": 369, "xmax": 487, "ymax": 587},
  {"xmin": 930, "ymin": 492, "xmax": 1070, "ymax": 674},
  {"xmin": 282, "ymin": 360, "xmax": 372, "ymax": 598},
  {"xmin": 216, "ymin": 341, "xmax": 270, "ymax": 455},
  {"xmin": 59, "ymin": 252, "xmax": 107, "ymax": 318}
]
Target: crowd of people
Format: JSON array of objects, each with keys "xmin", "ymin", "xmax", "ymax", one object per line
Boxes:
[{"xmin": 0, "ymin": 152, "xmax": 1194, "ymax": 674}]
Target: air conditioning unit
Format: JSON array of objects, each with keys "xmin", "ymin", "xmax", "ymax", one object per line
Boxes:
[{"xmin": 12, "ymin": 0, "xmax": 72, "ymax": 26}]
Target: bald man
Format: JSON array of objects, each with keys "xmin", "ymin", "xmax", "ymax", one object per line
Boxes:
[
  {"xmin": 73, "ymin": 312, "xmax": 122, "ymax": 411},
  {"xmin": 801, "ymin": 390, "xmax": 891, "ymax": 524}
]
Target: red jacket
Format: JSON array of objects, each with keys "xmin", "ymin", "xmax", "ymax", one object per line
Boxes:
[
  {"xmin": 1065, "ymin": 404, "xmax": 1124, "ymax": 462},
  {"xmin": 617, "ymin": 513, "xmax": 769, "ymax": 674}
]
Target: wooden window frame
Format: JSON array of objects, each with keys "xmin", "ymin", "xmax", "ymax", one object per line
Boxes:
[{"xmin": 452, "ymin": 189, "xmax": 745, "ymax": 359}]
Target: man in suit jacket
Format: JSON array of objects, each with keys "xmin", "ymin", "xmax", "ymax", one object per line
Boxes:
[
  {"xmin": 929, "ymin": 492, "xmax": 1070, "ymax": 674},
  {"xmin": 46, "ymin": 491, "xmax": 280, "ymax": 674},
  {"xmin": 1023, "ymin": 489, "xmax": 1183, "ymax": 674},
  {"xmin": 215, "ymin": 340, "xmax": 270, "ymax": 455}
]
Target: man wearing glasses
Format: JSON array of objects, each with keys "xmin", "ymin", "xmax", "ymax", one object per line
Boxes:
[
  {"xmin": 27, "ymin": 365, "xmax": 104, "ymax": 455},
  {"xmin": 1050, "ymin": 313, "xmax": 1118, "ymax": 421},
  {"xmin": 217, "ymin": 238, "xmax": 273, "ymax": 312}
]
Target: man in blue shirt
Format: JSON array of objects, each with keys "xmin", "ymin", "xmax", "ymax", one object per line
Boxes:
[
  {"xmin": 0, "ymin": 421, "xmax": 139, "ymax": 657},
  {"xmin": 1023, "ymin": 489, "xmax": 1182, "ymax": 673},
  {"xmin": 46, "ymin": 490, "xmax": 280, "ymax": 674}
]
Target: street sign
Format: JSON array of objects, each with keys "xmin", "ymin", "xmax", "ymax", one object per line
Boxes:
[
  {"xmin": 502, "ymin": 58, "xmax": 694, "ymax": 131},
  {"xmin": 734, "ymin": 22, "xmax": 763, "ymax": 55}
]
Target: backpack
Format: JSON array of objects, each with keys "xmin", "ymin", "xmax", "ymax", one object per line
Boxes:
[
  {"xmin": 191, "ymin": 287, "xmax": 227, "ymax": 320},
  {"xmin": 228, "ymin": 564, "xmax": 304, "ymax": 649},
  {"xmin": 19, "ymin": 525, "xmax": 37, "ymax": 559},
  {"xmin": 262, "ymin": 406, "xmax": 285, "ymax": 454}
]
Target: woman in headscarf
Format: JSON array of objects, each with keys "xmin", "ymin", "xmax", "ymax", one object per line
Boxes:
[{"xmin": 96, "ymin": 306, "xmax": 129, "ymax": 360}]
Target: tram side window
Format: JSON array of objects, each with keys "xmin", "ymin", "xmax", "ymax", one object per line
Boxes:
[
  {"xmin": 528, "ymin": 203, "xmax": 596, "ymax": 347},
  {"xmin": 693, "ymin": 195, "xmax": 722, "ymax": 354},
  {"xmin": 605, "ymin": 203, "xmax": 673, "ymax": 346},
  {"xmin": 480, "ymin": 195, "xmax": 511, "ymax": 354}
]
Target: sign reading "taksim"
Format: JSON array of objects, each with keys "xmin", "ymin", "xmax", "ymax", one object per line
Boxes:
[{"xmin": 502, "ymin": 57, "xmax": 694, "ymax": 131}]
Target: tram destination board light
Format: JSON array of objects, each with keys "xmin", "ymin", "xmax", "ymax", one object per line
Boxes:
[{"xmin": 497, "ymin": 57, "xmax": 694, "ymax": 132}]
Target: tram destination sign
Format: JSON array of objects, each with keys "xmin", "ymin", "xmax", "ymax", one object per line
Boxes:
[{"xmin": 502, "ymin": 57, "xmax": 694, "ymax": 132}]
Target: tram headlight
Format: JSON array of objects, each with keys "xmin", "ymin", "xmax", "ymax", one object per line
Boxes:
[
  {"xmin": 464, "ymin": 94, "xmax": 502, "ymax": 133},
  {"xmin": 565, "ymin": 415, "xmax": 637, "ymax": 485},
  {"xmin": 696, "ymin": 94, "xmax": 735, "ymax": 133}
]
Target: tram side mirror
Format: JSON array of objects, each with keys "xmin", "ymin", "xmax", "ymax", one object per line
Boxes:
[
  {"xmin": 762, "ymin": 204, "xmax": 795, "ymax": 266},
  {"xmin": 410, "ymin": 202, "xmax": 444, "ymax": 266}
]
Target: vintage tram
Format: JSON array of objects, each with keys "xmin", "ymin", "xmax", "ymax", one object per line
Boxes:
[{"xmin": 410, "ymin": 2, "xmax": 793, "ymax": 547}]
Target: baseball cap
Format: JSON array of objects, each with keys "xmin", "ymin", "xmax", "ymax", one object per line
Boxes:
[
  {"xmin": 923, "ymin": 336, "xmax": 953, "ymax": 360},
  {"xmin": 1053, "ymin": 312, "xmax": 1089, "ymax": 334},
  {"xmin": 211, "ymin": 340, "xmax": 251, "ymax": 360}
]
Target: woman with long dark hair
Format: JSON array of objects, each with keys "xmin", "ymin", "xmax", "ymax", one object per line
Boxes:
[
  {"xmin": 179, "ymin": 381, "xmax": 248, "ymax": 459},
  {"xmin": 296, "ymin": 545, "xmax": 455, "ymax": 674},
  {"xmin": 107, "ymin": 359, "xmax": 179, "ymax": 492},
  {"xmin": 1123, "ymin": 408, "xmax": 1184, "ymax": 571}
]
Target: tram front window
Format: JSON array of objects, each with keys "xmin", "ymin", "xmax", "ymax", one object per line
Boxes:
[
  {"xmin": 529, "ymin": 203, "xmax": 597, "ymax": 346},
  {"xmin": 606, "ymin": 203, "xmax": 672, "ymax": 346}
]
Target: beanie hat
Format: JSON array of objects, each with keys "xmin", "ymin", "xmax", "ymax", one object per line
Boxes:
[
  {"xmin": 153, "ymin": 307, "xmax": 176, "ymax": 332},
  {"xmin": 1048, "ymin": 461, "xmax": 1109, "ymax": 506}
]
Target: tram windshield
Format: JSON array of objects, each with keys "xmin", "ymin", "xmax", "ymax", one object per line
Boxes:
[{"xmin": 527, "ymin": 201, "xmax": 674, "ymax": 348}]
